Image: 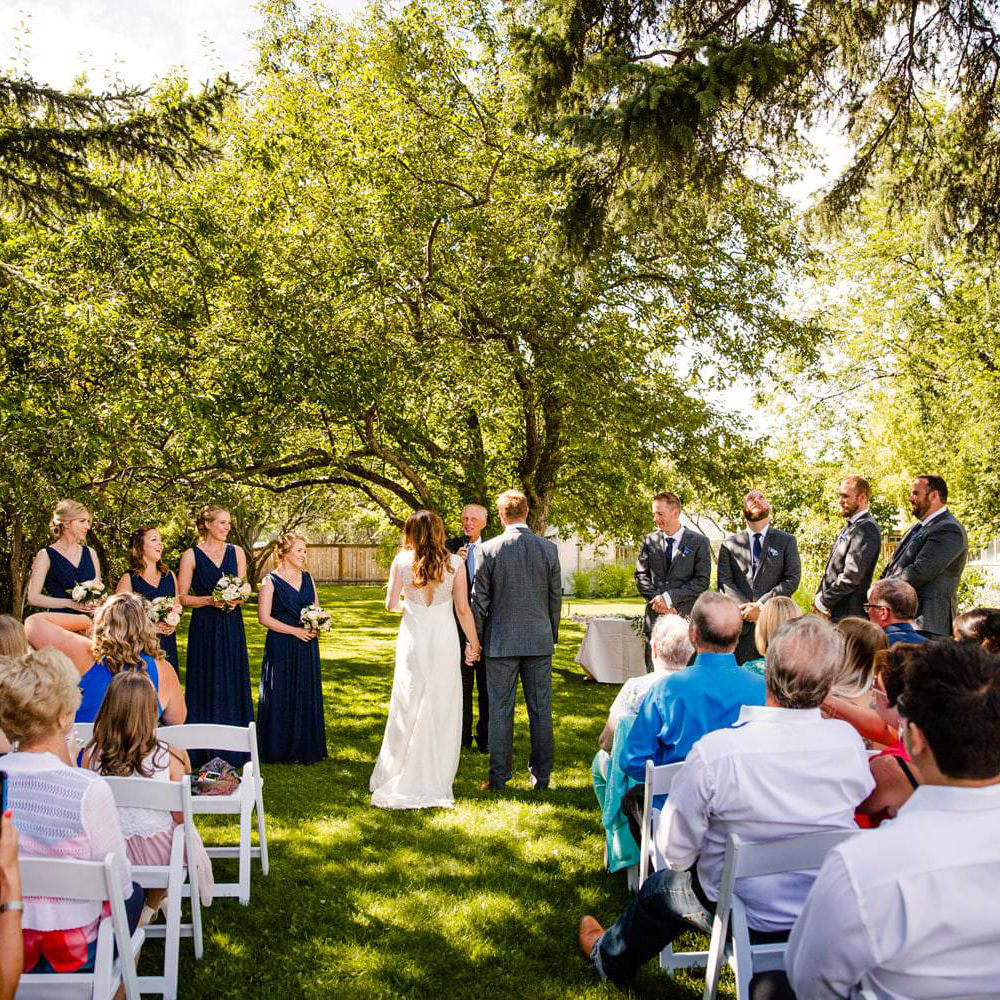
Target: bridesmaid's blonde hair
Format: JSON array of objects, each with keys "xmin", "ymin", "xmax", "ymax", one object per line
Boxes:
[
  {"xmin": 50, "ymin": 499, "xmax": 90, "ymax": 540},
  {"xmin": 195, "ymin": 505, "xmax": 228, "ymax": 539},
  {"xmin": 275, "ymin": 533, "xmax": 306, "ymax": 566},
  {"xmin": 91, "ymin": 593, "xmax": 163, "ymax": 676},
  {"xmin": 0, "ymin": 615, "xmax": 28, "ymax": 657}
]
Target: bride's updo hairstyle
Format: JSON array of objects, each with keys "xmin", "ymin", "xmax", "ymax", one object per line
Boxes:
[
  {"xmin": 195, "ymin": 504, "xmax": 227, "ymax": 539},
  {"xmin": 403, "ymin": 510, "xmax": 452, "ymax": 588}
]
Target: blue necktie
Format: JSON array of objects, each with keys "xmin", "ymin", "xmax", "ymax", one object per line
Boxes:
[
  {"xmin": 752, "ymin": 532, "xmax": 762, "ymax": 572},
  {"xmin": 466, "ymin": 542, "xmax": 476, "ymax": 586},
  {"xmin": 664, "ymin": 536, "xmax": 674, "ymax": 565}
]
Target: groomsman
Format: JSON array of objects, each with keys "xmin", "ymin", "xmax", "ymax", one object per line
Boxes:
[
  {"xmin": 813, "ymin": 476, "xmax": 882, "ymax": 622},
  {"xmin": 446, "ymin": 504, "xmax": 490, "ymax": 753},
  {"xmin": 634, "ymin": 492, "xmax": 711, "ymax": 671},
  {"xmin": 716, "ymin": 489, "xmax": 801, "ymax": 663},
  {"xmin": 879, "ymin": 475, "xmax": 968, "ymax": 638}
]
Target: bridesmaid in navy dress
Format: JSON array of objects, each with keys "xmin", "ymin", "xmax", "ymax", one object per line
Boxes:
[
  {"xmin": 115, "ymin": 527, "xmax": 182, "ymax": 670},
  {"xmin": 256, "ymin": 534, "xmax": 327, "ymax": 764},
  {"xmin": 177, "ymin": 506, "xmax": 254, "ymax": 760},
  {"xmin": 27, "ymin": 499, "xmax": 103, "ymax": 615}
]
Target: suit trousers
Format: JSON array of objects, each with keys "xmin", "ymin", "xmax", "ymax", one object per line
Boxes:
[
  {"xmin": 735, "ymin": 623, "xmax": 758, "ymax": 665},
  {"xmin": 461, "ymin": 658, "xmax": 489, "ymax": 749},
  {"xmin": 485, "ymin": 654, "xmax": 554, "ymax": 789}
]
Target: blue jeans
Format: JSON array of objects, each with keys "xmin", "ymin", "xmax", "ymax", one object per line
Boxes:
[
  {"xmin": 593, "ymin": 866, "xmax": 713, "ymax": 987},
  {"xmin": 484, "ymin": 655, "xmax": 553, "ymax": 789}
]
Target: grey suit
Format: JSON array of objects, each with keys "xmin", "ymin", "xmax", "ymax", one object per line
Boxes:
[
  {"xmin": 879, "ymin": 509, "xmax": 968, "ymax": 637},
  {"xmin": 472, "ymin": 524, "xmax": 562, "ymax": 790},
  {"xmin": 815, "ymin": 512, "xmax": 882, "ymax": 622},
  {"xmin": 634, "ymin": 528, "xmax": 711, "ymax": 669},
  {"xmin": 717, "ymin": 527, "xmax": 801, "ymax": 663}
]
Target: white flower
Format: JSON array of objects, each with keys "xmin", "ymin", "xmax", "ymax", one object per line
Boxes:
[
  {"xmin": 165, "ymin": 611, "xmax": 181, "ymax": 627},
  {"xmin": 222, "ymin": 585, "xmax": 239, "ymax": 602}
]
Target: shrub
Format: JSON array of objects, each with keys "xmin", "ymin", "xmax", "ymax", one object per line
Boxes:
[
  {"xmin": 569, "ymin": 569, "xmax": 593, "ymax": 597},
  {"xmin": 592, "ymin": 563, "xmax": 633, "ymax": 599}
]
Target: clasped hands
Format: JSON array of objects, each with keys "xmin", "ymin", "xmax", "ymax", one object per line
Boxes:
[
  {"xmin": 650, "ymin": 595, "xmax": 677, "ymax": 615},
  {"xmin": 465, "ymin": 639, "xmax": 482, "ymax": 664}
]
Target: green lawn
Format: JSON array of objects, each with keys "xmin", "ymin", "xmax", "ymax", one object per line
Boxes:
[{"xmin": 168, "ymin": 585, "xmax": 730, "ymax": 998}]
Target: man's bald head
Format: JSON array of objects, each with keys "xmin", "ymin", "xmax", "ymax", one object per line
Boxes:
[{"xmin": 689, "ymin": 592, "xmax": 743, "ymax": 653}]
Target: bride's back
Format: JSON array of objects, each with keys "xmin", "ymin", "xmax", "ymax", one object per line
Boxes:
[{"xmin": 396, "ymin": 550, "xmax": 458, "ymax": 607}]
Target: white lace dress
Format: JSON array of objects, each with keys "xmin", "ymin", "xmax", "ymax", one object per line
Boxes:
[{"xmin": 369, "ymin": 552, "xmax": 463, "ymax": 809}]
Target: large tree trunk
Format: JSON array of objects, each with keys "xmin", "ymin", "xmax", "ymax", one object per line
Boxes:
[{"xmin": 8, "ymin": 514, "xmax": 25, "ymax": 619}]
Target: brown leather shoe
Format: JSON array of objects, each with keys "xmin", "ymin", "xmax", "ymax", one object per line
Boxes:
[
  {"xmin": 578, "ymin": 915, "xmax": 604, "ymax": 958},
  {"xmin": 480, "ymin": 780, "xmax": 500, "ymax": 792}
]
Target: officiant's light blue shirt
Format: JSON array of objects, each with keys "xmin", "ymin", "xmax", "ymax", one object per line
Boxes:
[{"xmin": 621, "ymin": 653, "xmax": 765, "ymax": 789}]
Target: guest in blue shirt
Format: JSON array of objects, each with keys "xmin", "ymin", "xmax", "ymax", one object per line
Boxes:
[
  {"xmin": 866, "ymin": 580, "xmax": 928, "ymax": 646},
  {"xmin": 621, "ymin": 593, "xmax": 765, "ymax": 798}
]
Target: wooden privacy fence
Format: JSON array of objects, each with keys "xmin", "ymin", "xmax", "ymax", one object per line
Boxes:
[{"xmin": 258, "ymin": 544, "xmax": 387, "ymax": 584}]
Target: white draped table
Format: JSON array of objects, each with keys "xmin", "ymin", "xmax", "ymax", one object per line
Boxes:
[{"xmin": 575, "ymin": 616, "xmax": 647, "ymax": 684}]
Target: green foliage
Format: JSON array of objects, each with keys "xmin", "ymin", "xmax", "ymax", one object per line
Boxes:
[
  {"xmin": 568, "ymin": 568, "xmax": 593, "ymax": 597},
  {"xmin": 514, "ymin": 0, "xmax": 1000, "ymax": 250},
  {"xmin": 591, "ymin": 562, "xmax": 633, "ymax": 598}
]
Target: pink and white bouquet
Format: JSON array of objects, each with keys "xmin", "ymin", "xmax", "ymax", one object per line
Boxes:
[
  {"xmin": 300, "ymin": 604, "xmax": 332, "ymax": 634},
  {"xmin": 146, "ymin": 596, "xmax": 182, "ymax": 628},
  {"xmin": 71, "ymin": 579, "xmax": 105, "ymax": 608},
  {"xmin": 213, "ymin": 574, "xmax": 252, "ymax": 610}
]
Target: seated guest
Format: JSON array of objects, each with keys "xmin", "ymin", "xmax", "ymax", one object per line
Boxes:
[
  {"xmin": 84, "ymin": 672, "xmax": 214, "ymax": 916},
  {"xmin": 953, "ymin": 607, "xmax": 1000, "ymax": 652},
  {"xmin": 621, "ymin": 592, "xmax": 764, "ymax": 783},
  {"xmin": 0, "ymin": 648, "xmax": 143, "ymax": 975},
  {"xmin": 787, "ymin": 640, "xmax": 1000, "ymax": 998},
  {"xmin": 822, "ymin": 617, "xmax": 891, "ymax": 745},
  {"xmin": 579, "ymin": 616, "xmax": 874, "ymax": 990},
  {"xmin": 597, "ymin": 616, "xmax": 694, "ymax": 753},
  {"xmin": 0, "ymin": 615, "xmax": 28, "ymax": 753},
  {"xmin": 856, "ymin": 646, "xmax": 921, "ymax": 827},
  {"xmin": 592, "ymin": 617, "xmax": 694, "ymax": 873},
  {"xmin": 865, "ymin": 579, "xmax": 927, "ymax": 645},
  {"xmin": 741, "ymin": 596, "xmax": 801, "ymax": 676},
  {"xmin": 23, "ymin": 594, "xmax": 185, "ymax": 725},
  {"xmin": 0, "ymin": 810, "xmax": 23, "ymax": 998}
]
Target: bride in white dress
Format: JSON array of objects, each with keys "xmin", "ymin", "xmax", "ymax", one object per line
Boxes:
[{"xmin": 370, "ymin": 510, "xmax": 481, "ymax": 809}]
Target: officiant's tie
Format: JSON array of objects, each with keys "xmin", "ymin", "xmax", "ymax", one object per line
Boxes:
[{"xmin": 466, "ymin": 542, "xmax": 476, "ymax": 587}]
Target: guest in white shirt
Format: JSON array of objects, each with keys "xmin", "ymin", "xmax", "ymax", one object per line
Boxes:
[
  {"xmin": 596, "ymin": 615, "xmax": 694, "ymax": 752},
  {"xmin": 0, "ymin": 647, "xmax": 142, "ymax": 975},
  {"xmin": 578, "ymin": 615, "xmax": 873, "ymax": 990},
  {"xmin": 787, "ymin": 639, "xmax": 1000, "ymax": 999}
]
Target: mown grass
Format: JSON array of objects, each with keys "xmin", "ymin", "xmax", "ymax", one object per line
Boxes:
[{"xmin": 167, "ymin": 586, "xmax": 731, "ymax": 998}]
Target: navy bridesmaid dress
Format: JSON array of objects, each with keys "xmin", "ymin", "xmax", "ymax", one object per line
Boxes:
[
  {"xmin": 185, "ymin": 545, "xmax": 254, "ymax": 763},
  {"xmin": 258, "ymin": 571, "xmax": 327, "ymax": 764},
  {"xmin": 130, "ymin": 570, "xmax": 179, "ymax": 670},
  {"xmin": 43, "ymin": 545, "xmax": 96, "ymax": 614}
]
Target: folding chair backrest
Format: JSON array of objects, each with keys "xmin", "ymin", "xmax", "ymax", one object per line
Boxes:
[
  {"xmin": 730, "ymin": 829, "xmax": 862, "ymax": 879},
  {"xmin": 638, "ymin": 760, "xmax": 685, "ymax": 886},
  {"xmin": 73, "ymin": 722, "xmax": 94, "ymax": 746},
  {"xmin": 103, "ymin": 773, "xmax": 186, "ymax": 812},
  {"xmin": 157, "ymin": 723, "xmax": 251, "ymax": 754},
  {"xmin": 18, "ymin": 853, "xmax": 141, "ymax": 1000}
]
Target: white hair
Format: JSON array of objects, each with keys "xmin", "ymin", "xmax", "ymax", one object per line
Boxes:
[{"xmin": 651, "ymin": 615, "xmax": 694, "ymax": 672}]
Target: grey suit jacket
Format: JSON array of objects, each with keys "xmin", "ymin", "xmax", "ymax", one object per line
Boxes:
[
  {"xmin": 880, "ymin": 510, "xmax": 968, "ymax": 636},
  {"xmin": 717, "ymin": 527, "xmax": 801, "ymax": 615},
  {"xmin": 816, "ymin": 512, "xmax": 882, "ymax": 622},
  {"xmin": 634, "ymin": 528, "xmax": 711, "ymax": 632},
  {"xmin": 472, "ymin": 525, "xmax": 562, "ymax": 658}
]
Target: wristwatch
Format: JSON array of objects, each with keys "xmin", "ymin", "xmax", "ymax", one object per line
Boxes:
[{"xmin": 0, "ymin": 901, "xmax": 23, "ymax": 914}]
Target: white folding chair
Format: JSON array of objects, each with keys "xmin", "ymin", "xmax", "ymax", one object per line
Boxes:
[
  {"xmin": 703, "ymin": 830, "xmax": 863, "ymax": 1000},
  {"xmin": 73, "ymin": 722, "xmax": 94, "ymax": 746},
  {"xmin": 157, "ymin": 723, "xmax": 268, "ymax": 905},
  {"xmin": 103, "ymin": 775, "xmax": 204, "ymax": 1000},
  {"xmin": 16, "ymin": 853, "xmax": 143, "ymax": 1000},
  {"xmin": 637, "ymin": 760, "xmax": 706, "ymax": 976}
]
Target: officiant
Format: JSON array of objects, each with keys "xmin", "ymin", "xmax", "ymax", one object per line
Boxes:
[{"xmin": 447, "ymin": 504, "xmax": 490, "ymax": 752}]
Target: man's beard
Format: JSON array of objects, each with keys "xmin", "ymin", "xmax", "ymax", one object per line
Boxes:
[{"xmin": 744, "ymin": 506, "xmax": 768, "ymax": 522}]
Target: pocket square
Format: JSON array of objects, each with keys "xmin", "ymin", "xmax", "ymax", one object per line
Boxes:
[{"xmin": 767, "ymin": 546, "xmax": 779, "ymax": 557}]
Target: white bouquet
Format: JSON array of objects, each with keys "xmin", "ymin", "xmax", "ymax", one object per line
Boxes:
[
  {"xmin": 213, "ymin": 574, "xmax": 252, "ymax": 610},
  {"xmin": 71, "ymin": 579, "xmax": 105, "ymax": 607},
  {"xmin": 146, "ymin": 596, "xmax": 182, "ymax": 627},
  {"xmin": 300, "ymin": 604, "xmax": 332, "ymax": 634}
]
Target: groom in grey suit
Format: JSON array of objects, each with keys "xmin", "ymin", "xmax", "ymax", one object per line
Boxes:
[
  {"xmin": 472, "ymin": 489, "xmax": 562, "ymax": 792},
  {"xmin": 879, "ymin": 475, "xmax": 968, "ymax": 637},
  {"xmin": 716, "ymin": 489, "xmax": 801, "ymax": 663}
]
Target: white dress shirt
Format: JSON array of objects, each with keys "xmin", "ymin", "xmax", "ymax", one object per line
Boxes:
[
  {"xmin": 920, "ymin": 504, "xmax": 948, "ymax": 527},
  {"xmin": 746, "ymin": 523, "xmax": 769, "ymax": 599},
  {"xmin": 656, "ymin": 705, "xmax": 874, "ymax": 931},
  {"xmin": 786, "ymin": 782, "xmax": 1000, "ymax": 999},
  {"xmin": 658, "ymin": 526, "xmax": 685, "ymax": 607}
]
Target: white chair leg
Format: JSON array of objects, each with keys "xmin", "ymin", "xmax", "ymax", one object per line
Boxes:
[
  {"xmin": 189, "ymin": 853, "xmax": 204, "ymax": 960},
  {"xmin": 239, "ymin": 796, "xmax": 252, "ymax": 906},
  {"xmin": 255, "ymin": 774, "xmax": 269, "ymax": 876}
]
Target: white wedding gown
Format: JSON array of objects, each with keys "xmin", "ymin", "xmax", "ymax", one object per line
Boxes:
[{"xmin": 369, "ymin": 552, "xmax": 463, "ymax": 809}]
